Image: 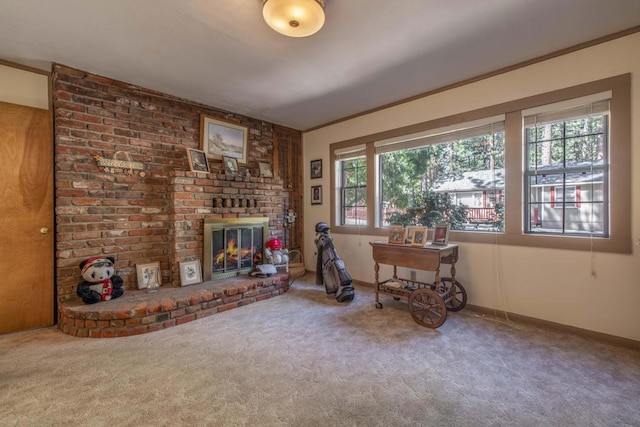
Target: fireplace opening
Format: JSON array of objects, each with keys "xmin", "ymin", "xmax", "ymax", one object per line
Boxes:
[{"xmin": 203, "ymin": 218, "xmax": 270, "ymax": 280}]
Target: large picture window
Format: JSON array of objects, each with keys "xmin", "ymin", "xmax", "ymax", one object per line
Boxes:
[{"xmin": 376, "ymin": 119, "xmax": 505, "ymax": 232}]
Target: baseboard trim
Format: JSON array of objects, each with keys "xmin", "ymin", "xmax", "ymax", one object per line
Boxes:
[
  {"xmin": 464, "ymin": 304, "xmax": 639, "ymax": 350},
  {"xmin": 322, "ymin": 271, "xmax": 640, "ymax": 350}
]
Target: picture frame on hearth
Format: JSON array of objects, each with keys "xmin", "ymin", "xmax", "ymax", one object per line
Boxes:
[
  {"xmin": 186, "ymin": 148, "xmax": 210, "ymax": 174},
  {"xmin": 179, "ymin": 260, "xmax": 202, "ymax": 287},
  {"xmin": 136, "ymin": 262, "xmax": 161, "ymax": 290},
  {"xmin": 200, "ymin": 114, "xmax": 247, "ymax": 164}
]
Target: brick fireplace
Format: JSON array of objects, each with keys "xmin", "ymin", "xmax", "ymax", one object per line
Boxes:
[{"xmin": 52, "ymin": 64, "xmax": 295, "ymax": 307}]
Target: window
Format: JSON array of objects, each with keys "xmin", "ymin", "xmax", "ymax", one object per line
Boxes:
[
  {"xmin": 524, "ymin": 96, "xmax": 609, "ymax": 236},
  {"xmin": 329, "ymin": 74, "xmax": 630, "ymax": 253},
  {"xmin": 336, "ymin": 145, "xmax": 367, "ymax": 226},
  {"xmin": 376, "ymin": 118, "xmax": 505, "ymax": 232}
]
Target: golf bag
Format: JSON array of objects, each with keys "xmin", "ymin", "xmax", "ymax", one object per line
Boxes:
[{"xmin": 314, "ymin": 222, "xmax": 355, "ymax": 303}]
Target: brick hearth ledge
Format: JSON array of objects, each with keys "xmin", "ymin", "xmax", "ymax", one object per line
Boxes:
[{"xmin": 58, "ymin": 273, "xmax": 289, "ymax": 338}]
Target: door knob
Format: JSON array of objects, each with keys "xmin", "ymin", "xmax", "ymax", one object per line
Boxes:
[{"xmin": 40, "ymin": 227, "xmax": 50, "ymax": 234}]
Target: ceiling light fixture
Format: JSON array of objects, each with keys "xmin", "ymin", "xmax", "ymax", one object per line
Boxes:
[{"xmin": 263, "ymin": 0, "xmax": 326, "ymax": 38}]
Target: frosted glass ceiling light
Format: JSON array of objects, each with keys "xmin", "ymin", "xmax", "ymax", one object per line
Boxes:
[{"xmin": 263, "ymin": 0, "xmax": 326, "ymax": 38}]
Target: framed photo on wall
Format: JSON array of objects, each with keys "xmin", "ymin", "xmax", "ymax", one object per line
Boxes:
[
  {"xmin": 432, "ymin": 223, "xmax": 450, "ymax": 245},
  {"xmin": 136, "ymin": 262, "xmax": 161, "ymax": 290},
  {"xmin": 186, "ymin": 148, "xmax": 210, "ymax": 173},
  {"xmin": 310, "ymin": 159, "xmax": 322, "ymax": 179},
  {"xmin": 200, "ymin": 115, "xmax": 247, "ymax": 163},
  {"xmin": 311, "ymin": 185, "xmax": 322, "ymax": 205},
  {"xmin": 179, "ymin": 260, "xmax": 202, "ymax": 287}
]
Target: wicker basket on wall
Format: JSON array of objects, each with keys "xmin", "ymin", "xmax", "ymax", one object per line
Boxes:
[{"xmin": 288, "ymin": 249, "xmax": 306, "ymax": 278}]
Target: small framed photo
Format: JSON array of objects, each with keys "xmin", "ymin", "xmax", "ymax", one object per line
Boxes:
[
  {"xmin": 411, "ymin": 227, "xmax": 428, "ymax": 246},
  {"xmin": 239, "ymin": 166, "xmax": 251, "ymax": 178},
  {"xmin": 311, "ymin": 185, "xmax": 322, "ymax": 205},
  {"xmin": 388, "ymin": 224, "xmax": 406, "ymax": 245},
  {"xmin": 179, "ymin": 260, "xmax": 202, "ymax": 287},
  {"xmin": 310, "ymin": 159, "xmax": 322, "ymax": 179},
  {"xmin": 186, "ymin": 148, "xmax": 210, "ymax": 173},
  {"xmin": 259, "ymin": 161, "xmax": 273, "ymax": 178},
  {"xmin": 223, "ymin": 156, "xmax": 238, "ymax": 175},
  {"xmin": 136, "ymin": 262, "xmax": 161, "ymax": 290},
  {"xmin": 200, "ymin": 115, "xmax": 247, "ymax": 163},
  {"xmin": 432, "ymin": 223, "xmax": 451, "ymax": 245},
  {"xmin": 405, "ymin": 226, "xmax": 416, "ymax": 244}
]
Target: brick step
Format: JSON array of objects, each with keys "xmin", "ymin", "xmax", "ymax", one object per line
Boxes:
[{"xmin": 58, "ymin": 273, "xmax": 289, "ymax": 338}]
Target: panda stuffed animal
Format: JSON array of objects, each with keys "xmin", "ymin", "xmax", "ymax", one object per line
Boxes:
[{"xmin": 76, "ymin": 256, "xmax": 124, "ymax": 304}]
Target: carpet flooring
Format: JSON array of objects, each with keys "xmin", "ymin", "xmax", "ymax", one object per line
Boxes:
[{"xmin": 0, "ymin": 273, "xmax": 639, "ymax": 426}]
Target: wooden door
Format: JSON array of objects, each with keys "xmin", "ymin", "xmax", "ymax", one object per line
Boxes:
[
  {"xmin": 0, "ymin": 101, "xmax": 54, "ymax": 334},
  {"xmin": 273, "ymin": 126, "xmax": 302, "ymax": 250}
]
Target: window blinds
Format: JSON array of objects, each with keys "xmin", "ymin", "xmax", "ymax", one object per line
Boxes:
[
  {"xmin": 523, "ymin": 91, "xmax": 611, "ymax": 127},
  {"xmin": 334, "ymin": 144, "xmax": 366, "ymax": 160},
  {"xmin": 374, "ymin": 114, "xmax": 505, "ymax": 154}
]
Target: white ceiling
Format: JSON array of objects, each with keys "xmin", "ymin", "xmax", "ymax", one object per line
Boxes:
[{"xmin": 0, "ymin": 0, "xmax": 639, "ymax": 130}]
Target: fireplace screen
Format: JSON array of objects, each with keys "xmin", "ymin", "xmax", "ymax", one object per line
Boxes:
[{"xmin": 204, "ymin": 218, "xmax": 269, "ymax": 280}]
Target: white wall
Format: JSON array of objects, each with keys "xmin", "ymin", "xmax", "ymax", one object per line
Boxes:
[
  {"xmin": 0, "ymin": 63, "xmax": 49, "ymax": 109},
  {"xmin": 302, "ymin": 33, "xmax": 640, "ymax": 342}
]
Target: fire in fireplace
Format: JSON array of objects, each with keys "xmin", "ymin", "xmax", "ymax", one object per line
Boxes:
[{"xmin": 203, "ymin": 218, "xmax": 270, "ymax": 280}]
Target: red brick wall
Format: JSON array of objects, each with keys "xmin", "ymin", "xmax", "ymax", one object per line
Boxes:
[{"xmin": 53, "ymin": 64, "xmax": 287, "ymax": 303}]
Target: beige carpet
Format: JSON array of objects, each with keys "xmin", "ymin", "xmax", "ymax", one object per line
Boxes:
[{"xmin": 1, "ymin": 273, "xmax": 639, "ymax": 426}]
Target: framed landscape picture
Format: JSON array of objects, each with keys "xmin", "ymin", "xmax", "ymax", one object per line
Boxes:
[{"xmin": 200, "ymin": 115, "xmax": 247, "ymax": 163}]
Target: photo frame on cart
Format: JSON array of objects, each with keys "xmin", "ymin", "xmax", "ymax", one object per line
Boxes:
[
  {"xmin": 432, "ymin": 223, "xmax": 450, "ymax": 245},
  {"xmin": 388, "ymin": 224, "xmax": 406, "ymax": 245},
  {"xmin": 410, "ymin": 227, "xmax": 428, "ymax": 246}
]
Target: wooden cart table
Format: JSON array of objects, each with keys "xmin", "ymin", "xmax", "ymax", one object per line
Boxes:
[{"xmin": 369, "ymin": 241, "xmax": 467, "ymax": 328}]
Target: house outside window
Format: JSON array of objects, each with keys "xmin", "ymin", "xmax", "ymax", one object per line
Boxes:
[
  {"xmin": 552, "ymin": 185, "xmax": 579, "ymax": 209},
  {"xmin": 524, "ymin": 96, "xmax": 609, "ymax": 236}
]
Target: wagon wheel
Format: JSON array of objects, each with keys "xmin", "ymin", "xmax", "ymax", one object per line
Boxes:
[
  {"xmin": 408, "ymin": 289, "xmax": 447, "ymax": 328},
  {"xmin": 439, "ymin": 277, "xmax": 467, "ymax": 312}
]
